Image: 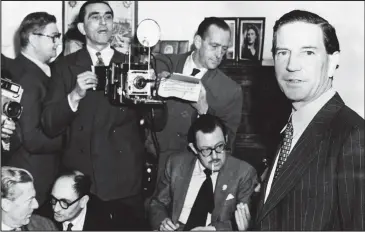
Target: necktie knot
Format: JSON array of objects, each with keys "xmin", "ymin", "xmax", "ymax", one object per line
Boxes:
[
  {"xmin": 203, "ymin": 168, "xmax": 212, "ymax": 177},
  {"xmin": 191, "ymin": 68, "xmax": 200, "ymax": 76},
  {"xmin": 95, "ymin": 52, "xmax": 105, "ymax": 66},
  {"xmin": 66, "ymin": 222, "xmax": 73, "ymax": 231}
]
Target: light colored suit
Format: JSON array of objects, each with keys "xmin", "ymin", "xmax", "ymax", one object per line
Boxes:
[{"xmin": 148, "ymin": 152, "xmax": 258, "ymax": 231}]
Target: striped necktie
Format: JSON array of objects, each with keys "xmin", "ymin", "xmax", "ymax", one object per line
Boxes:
[{"xmin": 95, "ymin": 52, "xmax": 105, "ymax": 66}]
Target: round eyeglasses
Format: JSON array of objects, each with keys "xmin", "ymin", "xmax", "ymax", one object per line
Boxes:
[
  {"xmin": 33, "ymin": 33, "xmax": 62, "ymax": 43},
  {"xmin": 50, "ymin": 195, "xmax": 84, "ymax": 210},
  {"xmin": 197, "ymin": 143, "xmax": 227, "ymax": 157}
]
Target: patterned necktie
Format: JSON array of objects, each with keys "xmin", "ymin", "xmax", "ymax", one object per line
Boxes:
[
  {"xmin": 273, "ymin": 118, "xmax": 293, "ymax": 182},
  {"xmin": 184, "ymin": 168, "xmax": 214, "ymax": 231},
  {"xmin": 95, "ymin": 52, "xmax": 105, "ymax": 66},
  {"xmin": 66, "ymin": 223, "xmax": 73, "ymax": 231}
]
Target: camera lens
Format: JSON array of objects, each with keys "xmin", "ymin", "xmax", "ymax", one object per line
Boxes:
[
  {"xmin": 134, "ymin": 76, "xmax": 147, "ymax": 89},
  {"xmin": 3, "ymin": 101, "xmax": 22, "ymax": 119}
]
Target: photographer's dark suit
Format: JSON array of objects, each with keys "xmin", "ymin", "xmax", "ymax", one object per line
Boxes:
[
  {"xmin": 6, "ymin": 54, "xmax": 63, "ymax": 206},
  {"xmin": 153, "ymin": 52, "xmax": 243, "ymax": 180},
  {"xmin": 41, "ymin": 47, "xmax": 165, "ymax": 230}
]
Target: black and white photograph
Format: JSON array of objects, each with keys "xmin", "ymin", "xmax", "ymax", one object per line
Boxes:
[
  {"xmin": 238, "ymin": 17, "xmax": 265, "ymax": 61},
  {"xmin": 0, "ymin": 1, "xmax": 364, "ymax": 231}
]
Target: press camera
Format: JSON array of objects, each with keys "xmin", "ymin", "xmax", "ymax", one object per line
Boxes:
[
  {"xmin": 97, "ymin": 19, "xmax": 164, "ymax": 105},
  {"xmin": 1, "ymin": 77, "xmax": 23, "ymax": 120}
]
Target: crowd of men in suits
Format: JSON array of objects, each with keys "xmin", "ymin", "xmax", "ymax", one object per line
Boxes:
[{"xmin": 1, "ymin": 0, "xmax": 364, "ymax": 231}]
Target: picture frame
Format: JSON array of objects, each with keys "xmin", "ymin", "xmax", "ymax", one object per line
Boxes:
[
  {"xmin": 62, "ymin": 1, "xmax": 137, "ymax": 55},
  {"xmin": 218, "ymin": 17, "xmax": 238, "ymax": 61},
  {"xmin": 154, "ymin": 40, "xmax": 190, "ymax": 54},
  {"xmin": 238, "ymin": 17, "xmax": 265, "ymax": 62}
]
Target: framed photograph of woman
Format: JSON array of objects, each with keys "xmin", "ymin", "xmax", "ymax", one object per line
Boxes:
[
  {"xmin": 217, "ymin": 17, "xmax": 238, "ymax": 61},
  {"xmin": 238, "ymin": 18, "xmax": 265, "ymax": 62},
  {"xmin": 159, "ymin": 40, "xmax": 179, "ymax": 54},
  {"xmin": 63, "ymin": 1, "xmax": 137, "ymax": 55}
]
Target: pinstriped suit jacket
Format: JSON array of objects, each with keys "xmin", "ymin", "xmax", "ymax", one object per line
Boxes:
[{"xmin": 254, "ymin": 93, "xmax": 364, "ymax": 230}]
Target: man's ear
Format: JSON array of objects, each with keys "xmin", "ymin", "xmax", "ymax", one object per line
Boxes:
[
  {"xmin": 1, "ymin": 198, "xmax": 12, "ymax": 212},
  {"xmin": 77, "ymin": 22, "xmax": 86, "ymax": 36},
  {"xmin": 80, "ymin": 195, "xmax": 89, "ymax": 208},
  {"xmin": 327, "ymin": 51, "xmax": 340, "ymax": 78},
  {"xmin": 193, "ymin": 34, "xmax": 202, "ymax": 50},
  {"xmin": 188, "ymin": 143, "xmax": 198, "ymax": 155}
]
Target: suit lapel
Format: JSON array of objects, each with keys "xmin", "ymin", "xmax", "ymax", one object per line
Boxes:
[
  {"xmin": 256, "ymin": 94, "xmax": 344, "ymax": 223},
  {"xmin": 211, "ymin": 156, "xmax": 235, "ymax": 222},
  {"xmin": 172, "ymin": 155, "xmax": 197, "ymax": 223}
]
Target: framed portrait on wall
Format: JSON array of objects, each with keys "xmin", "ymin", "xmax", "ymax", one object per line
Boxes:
[
  {"xmin": 159, "ymin": 40, "xmax": 179, "ymax": 54},
  {"xmin": 63, "ymin": 1, "xmax": 137, "ymax": 55},
  {"xmin": 217, "ymin": 17, "xmax": 238, "ymax": 61},
  {"xmin": 238, "ymin": 17, "xmax": 265, "ymax": 62}
]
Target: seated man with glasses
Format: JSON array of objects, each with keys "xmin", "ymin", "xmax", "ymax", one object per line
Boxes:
[
  {"xmin": 48, "ymin": 169, "xmax": 112, "ymax": 231},
  {"xmin": 148, "ymin": 114, "xmax": 258, "ymax": 231},
  {"xmin": 5, "ymin": 11, "xmax": 63, "ymax": 211}
]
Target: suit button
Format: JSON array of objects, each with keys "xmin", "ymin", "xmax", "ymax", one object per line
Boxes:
[
  {"xmin": 177, "ymin": 133, "xmax": 181, "ymax": 137},
  {"xmin": 119, "ymin": 150, "xmax": 122, "ymax": 153},
  {"xmin": 120, "ymin": 108, "xmax": 124, "ymax": 112},
  {"xmin": 78, "ymin": 126, "xmax": 83, "ymax": 131}
]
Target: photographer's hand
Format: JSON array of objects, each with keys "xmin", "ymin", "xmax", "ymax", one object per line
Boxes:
[
  {"xmin": 68, "ymin": 71, "xmax": 98, "ymax": 110},
  {"xmin": 1, "ymin": 115, "xmax": 16, "ymax": 139},
  {"xmin": 191, "ymin": 84, "xmax": 208, "ymax": 115},
  {"xmin": 156, "ymin": 71, "xmax": 171, "ymax": 92}
]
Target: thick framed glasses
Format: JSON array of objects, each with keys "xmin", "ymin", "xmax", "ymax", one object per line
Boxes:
[
  {"xmin": 50, "ymin": 195, "xmax": 83, "ymax": 209},
  {"xmin": 33, "ymin": 33, "xmax": 61, "ymax": 43},
  {"xmin": 197, "ymin": 143, "xmax": 227, "ymax": 157}
]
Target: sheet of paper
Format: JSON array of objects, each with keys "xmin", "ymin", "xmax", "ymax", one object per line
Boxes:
[{"xmin": 157, "ymin": 73, "xmax": 202, "ymax": 102}]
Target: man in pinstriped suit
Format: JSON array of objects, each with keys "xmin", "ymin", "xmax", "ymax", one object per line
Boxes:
[{"xmin": 238, "ymin": 10, "xmax": 364, "ymax": 231}]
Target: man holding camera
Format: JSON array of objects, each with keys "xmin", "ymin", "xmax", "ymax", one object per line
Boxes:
[
  {"xmin": 5, "ymin": 12, "xmax": 64, "ymax": 210},
  {"xmin": 153, "ymin": 17, "xmax": 243, "ymax": 180},
  {"xmin": 42, "ymin": 1, "xmax": 163, "ymax": 230}
]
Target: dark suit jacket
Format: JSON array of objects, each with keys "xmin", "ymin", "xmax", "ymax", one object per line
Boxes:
[
  {"xmin": 41, "ymin": 48, "xmax": 148, "ymax": 201},
  {"xmin": 6, "ymin": 54, "xmax": 63, "ymax": 206},
  {"xmin": 154, "ymin": 52, "xmax": 243, "ymax": 178},
  {"xmin": 149, "ymin": 152, "xmax": 258, "ymax": 231},
  {"xmin": 25, "ymin": 214, "xmax": 58, "ymax": 231},
  {"xmin": 53, "ymin": 195, "xmax": 113, "ymax": 231},
  {"xmin": 254, "ymin": 93, "xmax": 365, "ymax": 230}
]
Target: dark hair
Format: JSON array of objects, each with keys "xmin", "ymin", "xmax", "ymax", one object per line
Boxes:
[
  {"xmin": 64, "ymin": 21, "xmax": 86, "ymax": 44},
  {"xmin": 272, "ymin": 9, "xmax": 340, "ymax": 56},
  {"xmin": 244, "ymin": 24, "xmax": 260, "ymax": 50},
  {"xmin": 196, "ymin": 17, "xmax": 230, "ymax": 40},
  {"xmin": 188, "ymin": 114, "xmax": 227, "ymax": 145},
  {"xmin": 19, "ymin": 12, "xmax": 57, "ymax": 49},
  {"xmin": 78, "ymin": 1, "xmax": 114, "ymax": 23},
  {"xmin": 56, "ymin": 169, "xmax": 91, "ymax": 198}
]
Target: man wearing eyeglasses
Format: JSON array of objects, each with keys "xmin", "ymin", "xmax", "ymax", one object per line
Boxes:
[
  {"xmin": 48, "ymin": 170, "xmax": 112, "ymax": 231},
  {"xmin": 148, "ymin": 114, "xmax": 258, "ymax": 231},
  {"xmin": 5, "ymin": 11, "xmax": 63, "ymax": 212}
]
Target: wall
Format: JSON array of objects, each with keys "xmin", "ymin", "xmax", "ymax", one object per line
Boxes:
[{"xmin": 1, "ymin": 1, "xmax": 364, "ymax": 117}]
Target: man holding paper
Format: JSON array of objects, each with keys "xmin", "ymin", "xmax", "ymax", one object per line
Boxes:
[
  {"xmin": 148, "ymin": 115, "xmax": 257, "ymax": 231},
  {"xmin": 153, "ymin": 17, "xmax": 243, "ymax": 180}
]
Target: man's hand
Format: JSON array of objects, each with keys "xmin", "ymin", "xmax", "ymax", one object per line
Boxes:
[
  {"xmin": 69, "ymin": 71, "xmax": 98, "ymax": 104},
  {"xmin": 1, "ymin": 115, "xmax": 16, "ymax": 139},
  {"xmin": 155, "ymin": 71, "xmax": 171, "ymax": 93},
  {"xmin": 190, "ymin": 84, "xmax": 208, "ymax": 115},
  {"xmin": 159, "ymin": 218, "xmax": 179, "ymax": 231},
  {"xmin": 191, "ymin": 226, "xmax": 216, "ymax": 231},
  {"xmin": 235, "ymin": 203, "xmax": 251, "ymax": 231}
]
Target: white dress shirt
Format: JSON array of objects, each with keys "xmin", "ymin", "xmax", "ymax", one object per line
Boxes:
[
  {"xmin": 182, "ymin": 52, "xmax": 208, "ymax": 79},
  {"xmin": 264, "ymin": 88, "xmax": 337, "ymax": 203},
  {"xmin": 62, "ymin": 205, "xmax": 87, "ymax": 231},
  {"xmin": 21, "ymin": 51, "xmax": 51, "ymax": 77},
  {"xmin": 178, "ymin": 159, "xmax": 218, "ymax": 226},
  {"xmin": 68, "ymin": 44, "xmax": 114, "ymax": 112},
  {"xmin": 2, "ymin": 222, "xmax": 16, "ymax": 231}
]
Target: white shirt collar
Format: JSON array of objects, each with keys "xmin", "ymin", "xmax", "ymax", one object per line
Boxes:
[
  {"xmin": 183, "ymin": 52, "xmax": 208, "ymax": 79},
  {"xmin": 62, "ymin": 205, "xmax": 87, "ymax": 231},
  {"xmin": 21, "ymin": 51, "xmax": 51, "ymax": 77},
  {"xmin": 2, "ymin": 221, "xmax": 14, "ymax": 231},
  {"xmin": 86, "ymin": 44, "xmax": 114, "ymax": 66},
  {"xmin": 281, "ymin": 88, "xmax": 337, "ymax": 135}
]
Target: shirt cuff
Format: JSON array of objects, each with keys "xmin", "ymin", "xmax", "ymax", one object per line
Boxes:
[{"xmin": 67, "ymin": 94, "xmax": 79, "ymax": 112}]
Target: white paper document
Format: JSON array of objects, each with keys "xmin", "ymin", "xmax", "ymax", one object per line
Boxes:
[{"xmin": 157, "ymin": 73, "xmax": 202, "ymax": 102}]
